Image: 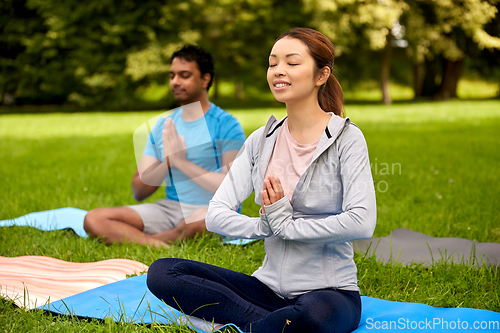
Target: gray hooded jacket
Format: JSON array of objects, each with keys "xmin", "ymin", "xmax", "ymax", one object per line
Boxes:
[{"xmin": 206, "ymin": 113, "xmax": 376, "ymax": 298}]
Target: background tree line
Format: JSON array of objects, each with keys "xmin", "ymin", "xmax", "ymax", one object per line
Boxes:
[{"xmin": 1, "ymin": 0, "xmax": 499, "ymax": 109}]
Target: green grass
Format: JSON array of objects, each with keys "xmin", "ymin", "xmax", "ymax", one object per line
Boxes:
[
  {"xmin": 458, "ymin": 79, "xmax": 500, "ymax": 99},
  {"xmin": 343, "ymin": 81, "xmax": 415, "ymax": 101},
  {"xmin": 0, "ymin": 100, "xmax": 499, "ymax": 331},
  {"xmin": 146, "ymin": 79, "xmax": 500, "ymax": 105}
]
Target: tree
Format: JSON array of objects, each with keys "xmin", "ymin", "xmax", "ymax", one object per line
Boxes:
[
  {"xmin": 306, "ymin": 0, "xmax": 408, "ymax": 104},
  {"xmin": 307, "ymin": 0, "xmax": 500, "ymax": 102},
  {"xmin": 4, "ymin": 0, "xmax": 499, "ymax": 108},
  {"xmin": 125, "ymin": 0, "xmax": 311, "ymax": 102},
  {"xmin": 1, "ymin": 0, "xmax": 176, "ymax": 108},
  {"xmin": 0, "ymin": 0, "xmax": 74, "ymax": 105},
  {"xmin": 30, "ymin": 0, "xmax": 176, "ymax": 108},
  {"xmin": 466, "ymin": 2, "xmax": 500, "ymax": 97},
  {"xmin": 402, "ymin": 0, "xmax": 500, "ymax": 100}
]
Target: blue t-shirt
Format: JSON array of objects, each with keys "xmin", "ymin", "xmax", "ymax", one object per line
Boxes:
[{"xmin": 143, "ymin": 103, "xmax": 245, "ymax": 205}]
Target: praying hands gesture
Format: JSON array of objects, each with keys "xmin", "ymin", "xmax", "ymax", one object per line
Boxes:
[
  {"xmin": 162, "ymin": 118, "xmax": 187, "ymax": 168},
  {"xmin": 261, "ymin": 175, "xmax": 286, "ymax": 214}
]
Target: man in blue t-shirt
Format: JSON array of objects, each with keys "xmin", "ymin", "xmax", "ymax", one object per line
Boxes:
[{"xmin": 84, "ymin": 45, "xmax": 245, "ymax": 247}]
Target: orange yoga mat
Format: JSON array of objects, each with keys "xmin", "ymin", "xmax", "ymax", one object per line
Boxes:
[{"xmin": 0, "ymin": 255, "xmax": 148, "ymax": 309}]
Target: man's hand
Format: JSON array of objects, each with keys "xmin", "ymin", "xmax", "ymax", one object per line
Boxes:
[
  {"xmin": 162, "ymin": 118, "xmax": 187, "ymax": 168},
  {"xmin": 261, "ymin": 175, "xmax": 285, "ymax": 213}
]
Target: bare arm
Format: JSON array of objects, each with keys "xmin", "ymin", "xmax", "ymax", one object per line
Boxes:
[
  {"xmin": 133, "ymin": 117, "xmax": 241, "ymax": 200},
  {"xmin": 163, "ymin": 118, "xmax": 240, "ymax": 193},
  {"xmin": 131, "ymin": 155, "xmax": 164, "ymax": 201},
  {"xmin": 132, "ymin": 117, "xmax": 178, "ymax": 201},
  {"xmin": 171, "ymin": 150, "xmax": 239, "ymax": 193}
]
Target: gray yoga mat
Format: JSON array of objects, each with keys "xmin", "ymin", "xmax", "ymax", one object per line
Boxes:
[{"xmin": 353, "ymin": 228, "xmax": 500, "ymax": 267}]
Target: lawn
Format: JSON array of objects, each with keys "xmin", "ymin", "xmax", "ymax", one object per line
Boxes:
[{"xmin": 0, "ymin": 99, "xmax": 499, "ymax": 332}]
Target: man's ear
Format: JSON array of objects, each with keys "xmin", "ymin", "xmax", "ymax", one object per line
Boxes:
[
  {"xmin": 316, "ymin": 66, "xmax": 331, "ymax": 87},
  {"xmin": 201, "ymin": 73, "xmax": 211, "ymax": 89}
]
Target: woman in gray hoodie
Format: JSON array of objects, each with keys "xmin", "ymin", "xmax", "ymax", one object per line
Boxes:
[{"xmin": 147, "ymin": 27, "xmax": 377, "ymax": 333}]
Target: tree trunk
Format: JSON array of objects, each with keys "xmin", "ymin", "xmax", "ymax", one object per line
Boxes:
[
  {"xmin": 434, "ymin": 58, "xmax": 464, "ymax": 100},
  {"xmin": 421, "ymin": 58, "xmax": 441, "ymax": 97},
  {"xmin": 2, "ymin": 92, "xmax": 15, "ymax": 105},
  {"xmin": 236, "ymin": 82, "xmax": 244, "ymax": 100},
  {"xmin": 212, "ymin": 75, "xmax": 219, "ymax": 101},
  {"xmin": 380, "ymin": 32, "xmax": 393, "ymax": 105},
  {"xmin": 413, "ymin": 63, "xmax": 425, "ymax": 98}
]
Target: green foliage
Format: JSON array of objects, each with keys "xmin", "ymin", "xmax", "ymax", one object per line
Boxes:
[
  {"xmin": 0, "ymin": 0, "xmax": 71, "ymax": 104},
  {"xmin": 0, "ymin": 0, "xmax": 174, "ymax": 108},
  {"xmin": 2, "ymin": 0, "xmax": 499, "ymax": 108},
  {"xmin": 25, "ymin": 0, "xmax": 173, "ymax": 109},
  {"xmin": 465, "ymin": 3, "xmax": 500, "ymax": 92},
  {"xmin": 402, "ymin": 0, "xmax": 500, "ymax": 63},
  {"xmin": 307, "ymin": 0, "xmax": 408, "ymax": 53}
]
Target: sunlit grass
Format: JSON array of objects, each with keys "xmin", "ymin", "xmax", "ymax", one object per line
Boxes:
[
  {"xmin": 343, "ymin": 81, "xmax": 415, "ymax": 101},
  {"xmin": 137, "ymin": 80, "xmax": 418, "ymax": 105},
  {"xmin": 457, "ymin": 79, "xmax": 499, "ymax": 99},
  {"xmin": 0, "ymin": 100, "xmax": 499, "ymax": 331}
]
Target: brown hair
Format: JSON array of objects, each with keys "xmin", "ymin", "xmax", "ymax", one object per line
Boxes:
[{"xmin": 276, "ymin": 28, "xmax": 345, "ymax": 117}]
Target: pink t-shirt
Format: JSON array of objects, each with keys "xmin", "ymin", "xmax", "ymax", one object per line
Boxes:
[{"xmin": 264, "ymin": 119, "xmax": 318, "ymax": 199}]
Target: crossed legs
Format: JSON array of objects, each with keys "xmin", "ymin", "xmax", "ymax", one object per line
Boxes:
[
  {"xmin": 146, "ymin": 258, "xmax": 362, "ymax": 333},
  {"xmin": 83, "ymin": 206, "xmax": 208, "ymax": 247}
]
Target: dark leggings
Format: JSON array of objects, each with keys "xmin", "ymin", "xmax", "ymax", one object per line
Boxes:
[{"xmin": 146, "ymin": 258, "xmax": 361, "ymax": 333}]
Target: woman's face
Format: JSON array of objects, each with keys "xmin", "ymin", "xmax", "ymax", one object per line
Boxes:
[{"xmin": 267, "ymin": 37, "xmax": 320, "ymax": 105}]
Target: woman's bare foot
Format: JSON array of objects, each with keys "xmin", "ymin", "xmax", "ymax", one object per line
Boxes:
[{"xmin": 213, "ymin": 324, "xmax": 224, "ymax": 331}]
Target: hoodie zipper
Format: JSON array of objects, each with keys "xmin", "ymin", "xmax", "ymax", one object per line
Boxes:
[
  {"xmin": 279, "ymin": 239, "xmax": 289, "ymax": 297},
  {"xmin": 277, "ymin": 118, "xmax": 347, "ymax": 298},
  {"xmin": 260, "ymin": 115, "xmax": 347, "ymax": 299}
]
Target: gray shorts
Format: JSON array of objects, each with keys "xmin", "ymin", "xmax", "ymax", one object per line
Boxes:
[{"xmin": 128, "ymin": 199, "xmax": 207, "ymax": 235}]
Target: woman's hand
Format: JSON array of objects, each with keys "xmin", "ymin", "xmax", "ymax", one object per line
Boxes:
[{"xmin": 260, "ymin": 175, "xmax": 285, "ymax": 213}]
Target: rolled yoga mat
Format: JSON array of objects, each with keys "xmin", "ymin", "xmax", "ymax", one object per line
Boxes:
[
  {"xmin": 0, "ymin": 255, "xmax": 148, "ymax": 309},
  {"xmin": 353, "ymin": 228, "xmax": 500, "ymax": 267}
]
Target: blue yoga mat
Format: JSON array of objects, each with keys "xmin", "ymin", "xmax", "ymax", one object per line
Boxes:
[
  {"xmin": 39, "ymin": 274, "xmax": 500, "ymax": 332},
  {"xmin": 0, "ymin": 207, "xmax": 254, "ymax": 245},
  {"xmin": 0, "ymin": 207, "xmax": 88, "ymax": 238},
  {"xmin": 39, "ymin": 274, "xmax": 238, "ymax": 333},
  {"xmin": 40, "ymin": 274, "xmax": 183, "ymax": 326}
]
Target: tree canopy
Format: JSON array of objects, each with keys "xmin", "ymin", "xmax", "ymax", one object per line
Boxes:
[{"xmin": 1, "ymin": 0, "xmax": 499, "ymax": 108}]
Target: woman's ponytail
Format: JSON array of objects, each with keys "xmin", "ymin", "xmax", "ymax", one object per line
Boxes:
[{"xmin": 319, "ymin": 74, "xmax": 344, "ymax": 117}]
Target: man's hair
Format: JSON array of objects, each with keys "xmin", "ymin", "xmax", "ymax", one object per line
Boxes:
[{"xmin": 171, "ymin": 44, "xmax": 215, "ymax": 91}]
